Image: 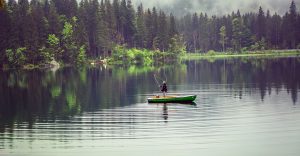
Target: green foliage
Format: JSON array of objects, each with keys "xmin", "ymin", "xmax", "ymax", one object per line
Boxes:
[
  {"xmin": 46, "ymin": 18, "xmax": 87, "ymax": 65},
  {"xmin": 207, "ymin": 50, "xmax": 217, "ymax": 56},
  {"xmin": 231, "ymin": 18, "xmax": 243, "ymax": 52},
  {"xmin": 62, "ymin": 21, "xmax": 73, "ymax": 40},
  {"xmin": 219, "ymin": 26, "xmax": 227, "ymax": 52},
  {"xmin": 6, "ymin": 47, "xmax": 27, "ymax": 67},
  {"xmin": 47, "ymin": 34, "xmax": 63, "ymax": 61},
  {"xmin": 111, "ymin": 45, "xmax": 154, "ymax": 65},
  {"xmin": 66, "ymin": 90, "xmax": 76, "ymax": 108},
  {"xmin": 51, "ymin": 86, "xmax": 62, "ymax": 98},
  {"xmin": 168, "ymin": 34, "xmax": 186, "ymax": 57},
  {"xmin": 250, "ymin": 38, "xmax": 266, "ymax": 51},
  {"xmin": 39, "ymin": 47, "xmax": 53, "ymax": 63},
  {"xmin": 1, "ymin": 0, "xmax": 300, "ymax": 68},
  {"xmin": 48, "ymin": 34, "xmax": 60, "ymax": 46},
  {"xmin": 76, "ymin": 45, "xmax": 86, "ymax": 64}
]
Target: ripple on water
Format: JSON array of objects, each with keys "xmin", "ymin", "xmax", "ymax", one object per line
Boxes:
[{"xmin": 1, "ymin": 86, "xmax": 300, "ymax": 156}]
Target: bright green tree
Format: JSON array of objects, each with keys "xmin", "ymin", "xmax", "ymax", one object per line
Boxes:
[{"xmin": 219, "ymin": 26, "xmax": 227, "ymax": 52}]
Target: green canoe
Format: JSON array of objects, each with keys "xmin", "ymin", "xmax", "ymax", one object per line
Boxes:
[{"xmin": 147, "ymin": 95, "xmax": 197, "ymax": 103}]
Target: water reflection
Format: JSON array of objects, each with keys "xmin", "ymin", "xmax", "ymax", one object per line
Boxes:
[
  {"xmin": 0, "ymin": 57, "xmax": 300, "ymax": 155},
  {"xmin": 186, "ymin": 57, "xmax": 300, "ymax": 104},
  {"xmin": 161, "ymin": 104, "xmax": 168, "ymax": 122}
]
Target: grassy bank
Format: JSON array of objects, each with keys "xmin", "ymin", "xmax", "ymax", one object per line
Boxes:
[
  {"xmin": 182, "ymin": 50, "xmax": 300, "ymax": 60},
  {"xmin": 101, "ymin": 45, "xmax": 183, "ymax": 66}
]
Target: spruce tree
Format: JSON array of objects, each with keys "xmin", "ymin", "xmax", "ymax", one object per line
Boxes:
[
  {"xmin": 288, "ymin": 0, "xmax": 297, "ymax": 48},
  {"xmin": 124, "ymin": 0, "xmax": 136, "ymax": 47},
  {"xmin": 232, "ymin": 18, "xmax": 243, "ymax": 51},
  {"xmin": 144, "ymin": 9, "xmax": 153, "ymax": 49},
  {"xmin": 191, "ymin": 13, "xmax": 199, "ymax": 52},
  {"xmin": 157, "ymin": 11, "xmax": 168, "ymax": 51},
  {"xmin": 104, "ymin": 0, "xmax": 117, "ymax": 43},
  {"xmin": 135, "ymin": 4, "xmax": 146, "ymax": 48},
  {"xmin": 256, "ymin": 6, "xmax": 266, "ymax": 41},
  {"xmin": 151, "ymin": 7, "xmax": 158, "ymax": 49},
  {"xmin": 0, "ymin": 0, "xmax": 10, "ymax": 62}
]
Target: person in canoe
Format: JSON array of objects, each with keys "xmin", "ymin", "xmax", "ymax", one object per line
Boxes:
[
  {"xmin": 154, "ymin": 74, "xmax": 168, "ymax": 97},
  {"xmin": 160, "ymin": 81, "xmax": 168, "ymax": 97}
]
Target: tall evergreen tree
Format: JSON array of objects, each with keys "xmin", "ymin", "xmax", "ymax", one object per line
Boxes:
[
  {"xmin": 270, "ymin": 13, "xmax": 282, "ymax": 48},
  {"xmin": 231, "ymin": 17, "xmax": 243, "ymax": 51},
  {"xmin": 144, "ymin": 8, "xmax": 153, "ymax": 49},
  {"xmin": 287, "ymin": 0, "xmax": 297, "ymax": 48},
  {"xmin": 256, "ymin": 6, "xmax": 266, "ymax": 41},
  {"xmin": 104, "ymin": 0, "xmax": 117, "ymax": 43},
  {"xmin": 191, "ymin": 13, "xmax": 199, "ymax": 52},
  {"xmin": 18, "ymin": 0, "xmax": 31, "ymax": 47},
  {"xmin": 0, "ymin": 0, "xmax": 10, "ymax": 62},
  {"xmin": 151, "ymin": 7, "xmax": 158, "ymax": 49},
  {"xmin": 157, "ymin": 11, "xmax": 168, "ymax": 51},
  {"xmin": 124, "ymin": 0, "xmax": 136, "ymax": 47},
  {"xmin": 112, "ymin": 0, "xmax": 123, "ymax": 43},
  {"xmin": 135, "ymin": 4, "xmax": 146, "ymax": 48},
  {"xmin": 169, "ymin": 13, "xmax": 177, "ymax": 37}
]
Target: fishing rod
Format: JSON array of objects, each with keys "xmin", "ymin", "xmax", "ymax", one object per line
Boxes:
[{"xmin": 154, "ymin": 74, "xmax": 160, "ymax": 86}]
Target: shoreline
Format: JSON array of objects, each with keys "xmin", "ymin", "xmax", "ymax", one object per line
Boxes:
[
  {"xmin": 181, "ymin": 50, "xmax": 300, "ymax": 60},
  {"xmin": 2, "ymin": 50, "xmax": 300, "ymax": 70}
]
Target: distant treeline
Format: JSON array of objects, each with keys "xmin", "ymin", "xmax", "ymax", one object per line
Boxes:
[
  {"xmin": 0, "ymin": 0, "xmax": 300, "ymax": 66},
  {"xmin": 180, "ymin": 1, "xmax": 300, "ymax": 52}
]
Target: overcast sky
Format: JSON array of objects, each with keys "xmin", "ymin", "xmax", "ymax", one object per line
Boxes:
[{"xmin": 132, "ymin": 0, "xmax": 300, "ymax": 16}]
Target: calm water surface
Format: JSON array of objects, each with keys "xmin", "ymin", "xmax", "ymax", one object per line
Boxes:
[{"xmin": 1, "ymin": 57, "xmax": 300, "ymax": 156}]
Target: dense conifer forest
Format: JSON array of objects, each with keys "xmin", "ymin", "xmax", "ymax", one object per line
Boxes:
[{"xmin": 0, "ymin": 0, "xmax": 300, "ymax": 67}]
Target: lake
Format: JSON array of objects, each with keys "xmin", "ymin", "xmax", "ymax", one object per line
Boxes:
[{"xmin": 1, "ymin": 57, "xmax": 300, "ymax": 156}]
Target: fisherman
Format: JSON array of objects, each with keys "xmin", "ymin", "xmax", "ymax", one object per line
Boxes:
[{"xmin": 160, "ymin": 81, "xmax": 168, "ymax": 97}]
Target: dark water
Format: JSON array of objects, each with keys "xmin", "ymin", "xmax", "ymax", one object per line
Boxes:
[{"xmin": 1, "ymin": 57, "xmax": 300, "ymax": 156}]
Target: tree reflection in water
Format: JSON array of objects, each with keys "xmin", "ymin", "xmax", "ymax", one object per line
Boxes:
[{"xmin": 0, "ymin": 57, "xmax": 299, "ymax": 131}]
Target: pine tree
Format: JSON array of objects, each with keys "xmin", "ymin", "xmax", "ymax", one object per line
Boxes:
[
  {"xmin": 76, "ymin": 1, "xmax": 89, "ymax": 50},
  {"xmin": 6, "ymin": 0, "xmax": 19, "ymax": 49},
  {"xmin": 68, "ymin": 0, "xmax": 78, "ymax": 18},
  {"xmin": 112, "ymin": 0, "xmax": 123, "ymax": 43},
  {"xmin": 124, "ymin": 0, "xmax": 136, "ymax": 47},
  {"xmin": 104, "ymin": 0, "xmax": 117, "ymax": 43},
  {"xmin": 0, "ymin": 0, "xmax": 10, "ymax": 62},
  {"xmin": 169, "ymin": 13, "xmax": 177, "ymax": 38},
  {"xmin": 281, "ymin": 13, "xmax": 289, "ymax": 48},
  {"xmin": 232, "ymin": 18, "xmax": 243, "ymax": 51},
  {"xmin": 98, "ymin": 0, "xmax": 111, "ymax": 57},
  {"xmin": 191, "ymin": 13, "xmax": 199, "ymax": 52},
  {"xmin": 256, "ymin": 6, "xmax": 266, "ymax": 41},
  {"xmin": 270, "ymin": 13, "xmax": 282, "ymax": 48},
  {"xmin": 47, "ymin": 1, "xmax": 61, "ymax": 36},
  {"xmin": 288, "ymin": 0, "xmax": 297, "ymax": 48},
  {"xmin": 157, "ymin": 11, "xmax": 168, "ymax": 51},
  {"xmin": 151, "ymin": 7, "xmax": 158, "ymax": 49},
  {"xmin": 144, "ymin": 8, "xmax": 153, "ymax": 49},
  {"xmin": 135, "ymin": 4, "xmax": 146, "ymax": 48},
  {"xmin": 119, "ymin": 0, "xmax": 127, "ymax": 43},
  {"xmin": 18, "ymin": 0, "xmax": 31, "ymax": 47},
  {"xmin": 265, "ymin": 10, "xmax": 272, "ymax": 48},
  {"xmin": 84, "ymin": 0, "xmax": 100, "ymax": 57}
]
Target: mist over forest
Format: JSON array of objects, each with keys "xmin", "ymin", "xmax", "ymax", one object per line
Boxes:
[{"xmin": 133, "ymin": 0, "xmax": 300, "ymax": 16}]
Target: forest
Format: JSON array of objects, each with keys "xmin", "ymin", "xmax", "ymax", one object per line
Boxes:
[{"xmin": 0, "ymin": 0, "xmax": 300, "ymax": 67}]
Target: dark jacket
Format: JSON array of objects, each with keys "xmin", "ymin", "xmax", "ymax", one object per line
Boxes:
[{"xmin": 161, "ymin": 83, "xmax": 167, "ymax": 92}]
